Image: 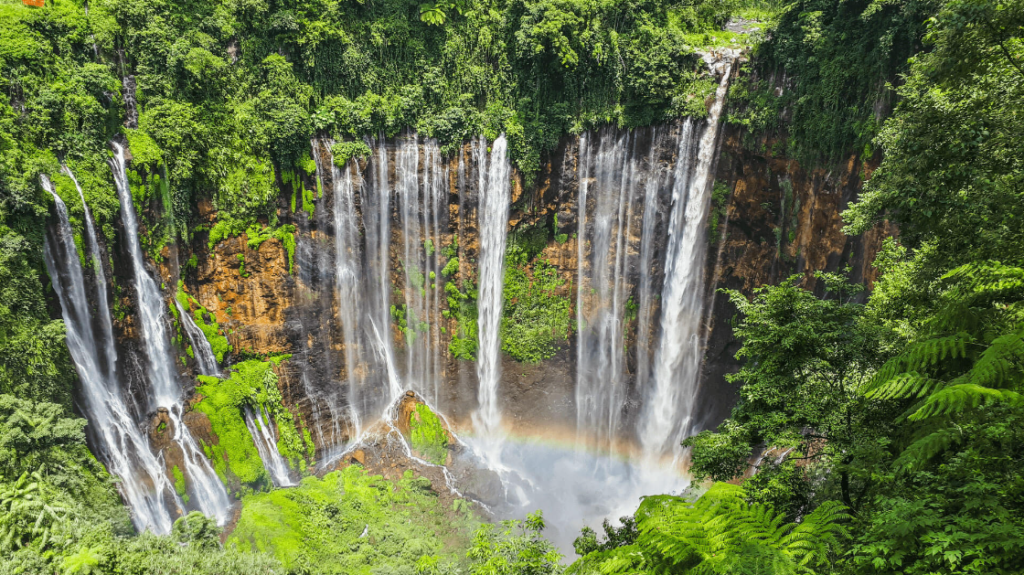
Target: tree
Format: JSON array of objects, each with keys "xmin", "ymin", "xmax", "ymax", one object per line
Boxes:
[
  {"xmin": 685, "ymin": 272, "xmax": 891, "ymax": 517},
  {"xmin": 845, "ymin": 0, "xmax": 1024, "ymax": 268},
  {"xmin": 467, "ymin": 511, "xmax": 564, "ymax": 575}
]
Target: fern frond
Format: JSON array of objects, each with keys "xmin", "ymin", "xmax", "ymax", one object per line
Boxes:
[
  {"xmin": 908, "ymin": 384, "xmax": 1023, "ymax": 420},
  {"xmin": 863, "ymin": 334, "xmax": 972, "ymax": 392},
  {"xmin": 863, "ymin": 371, "xmax": 943, "ymax": 400},
  {"xmin": 964, "ymin": 330, "xmax": 1024, "ymax": 389},
  {"xmin": 896, "ymin": 427, "xmax": 965, "ymax": 469},
  {"xmin": 941, "ymin": 262, "xmax": 1024, "ymax": 298}
]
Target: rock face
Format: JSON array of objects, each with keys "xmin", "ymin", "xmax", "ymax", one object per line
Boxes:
[
  {"xmin": 114, "ymin": 121, "xmax": 889, "ymax": 466},
  {"xmin": 694, "ymin": 129, "xmax": 891, "ymax": 432}
]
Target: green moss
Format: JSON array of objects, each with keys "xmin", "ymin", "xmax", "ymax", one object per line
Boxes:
[
  {"xmin": 446, "ymin": 280, "xmax": 478, "ymax": 360},
  {"xmin": 237, "ymin": 253, "xmax": 248, "ymax": 277},
  {"xmin": 176, "ymin": 284, "xmax": 232, "ymax": 363},
  {"xmin": 441, "ymin": 257, "xmax": 459, "ymax": 277},
  {"xmin": 228, "ymin": 466, "xmax": 478, "ymax": 573},
  {"xmin": 194, "ymin": 357, "xmax": 313, "ymax": 488},
  {"xmin": 194, "ymin": 372, "xmax": 271, "ymax": 490},
  {"xmin": 409, "ymin": 404, "xmax": 449, "ymax": 465},
  {"xmin": 172, "ymin": 465, "xmax": 187, "ymax": 499},
  {"xmin": 208, "ymin": 216, "xmax": 247, "ymax": 250},
  {"xmin": 708, "ymin": 180, "xmax": 731, "ymax": 244},
  {"xmin": 297, "ymin": 151, "xmax": 317, "ymax": 176},
  {"xmin": 283, "ymin": 170, "xmax": 315, "ymax": 220}
]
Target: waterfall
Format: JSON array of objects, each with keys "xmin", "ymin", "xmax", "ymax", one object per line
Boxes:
[
  {"xmin": 110, "ymin": 142, "xmax": 232, "ymax": 524},
  {"xmin": 61, "ymin": 163, "xmax": 117, "ymax": 379},
  {"xmin": 41, "ymin": 175, "xmax": 178, "ymax": 534},
  {"xmin": 328, "ymin": 142, "xmax": 369, "ymax": 437},
  {"xmin": 396, "ymin": 134, "xmax": 446, "ymax": 406},
  {"xmin": 364, "ymin": 136, "xmax": 403, "ymax": 411},
  {"xmin": 243, "ymin": 405, "xmax": 295, "ymax": 487},
  {"xmin": 175, "ymin": 301, "xmax": 219, "ymax": 377},
  {"xmin": 471, "ymin": 135, "xmax": 511, "ymax": 463},
  {"xmin": 574, "ymin": 130, "xmax": 645, "ymax": 454},
  {"xmin": 293, "ymin": 142, "xmax": 348, "ymax": 457},
  {"xmin": 640, "ymin": 60, "xmax": 734, "ymax": 464},
  {"xmin": 176, "ymin": 296, "xmax": 295, "ymax": 487}
]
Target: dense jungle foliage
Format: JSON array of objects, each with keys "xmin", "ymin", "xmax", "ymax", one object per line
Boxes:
[{"xmin": 3, "ymin": 0, "xmax": 1024, "ymax": 573}]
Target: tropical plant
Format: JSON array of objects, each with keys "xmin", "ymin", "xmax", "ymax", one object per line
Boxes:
[
  {"xmin": 685, "ymin": 272, "xmax": 891, "ymax": 516},
  {"xmin": 862, "ymin": 261, "xmax": 1024, "ymax": 467},
  {"xmin": 467, "ymin": 511, "xmax": 563, "ymax": 575},
  {"xmin": 61, "ymin": 545, "xmax": 106, "ymax": 575},
  {"xmin": 576, "ymin": 483, "xmax": 848, "ymax": 575},
  {"xmin": 0, "ymin": 467, "xmax": 67, "ymax": 551}
]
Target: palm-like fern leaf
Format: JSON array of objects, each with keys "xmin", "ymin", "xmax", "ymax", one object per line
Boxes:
[{"xmin": 597, "ymin": 484, "xmax": 848, "ymax": 575}]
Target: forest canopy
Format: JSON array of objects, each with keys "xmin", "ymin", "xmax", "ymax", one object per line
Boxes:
[{"xmin": 3, "ymin": 0, "xmax": 1024, "ymax": 573}]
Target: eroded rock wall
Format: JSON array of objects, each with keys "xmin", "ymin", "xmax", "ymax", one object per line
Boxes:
[{"xmin": 117, "ymin": 123, "xmax": 889, "ymax": 462}]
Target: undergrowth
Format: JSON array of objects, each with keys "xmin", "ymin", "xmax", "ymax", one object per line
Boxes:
[
  {"xmin": 501, "ymin": 225, "xmax": 573, "ymax": 363},
  {"xmin": 228, "ymin": 466, "xmax": 479, "ymax": 574}
]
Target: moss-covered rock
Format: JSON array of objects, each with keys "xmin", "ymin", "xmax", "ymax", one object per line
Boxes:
[
  {"xmin": 409, "ymin": 403, "xmax": 449, "ymax": 466},
  {"xmin": 192, "ymin": 356, "xmax": 314, "ymax": 493}
]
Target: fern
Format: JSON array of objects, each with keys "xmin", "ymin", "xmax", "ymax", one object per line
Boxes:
[
  {"xmin": 594, "ymin": 484, "xmax": 848, "ymax": 575},
  {"xmin": 860, "ymin": 262, "xmax": 1024, "ymax": 467},
  {"xmin": 909, "ymin": 384, "xmax": 1023, "ymax": 420}
]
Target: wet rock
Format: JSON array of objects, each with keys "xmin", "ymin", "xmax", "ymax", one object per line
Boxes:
[
  {"xmin": 350, "ymin": 449, "xmax": 366, "ymax": 465},
  {"xmin": 458, "ymin": 467, "xmax": 504, "ymax": 506}
]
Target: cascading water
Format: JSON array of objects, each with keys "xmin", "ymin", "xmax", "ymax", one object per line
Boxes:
[
  {"xmin": 243, "ymin": 405, "xmax": 295, "ymax": 487},
  {"xmin": 327, "ymin": 142, "xmax": 369, "ymax": 438},
  {"xmin": 639, "ymin": 59, "xmax": 735, "ymax": 464},
  {"xmin": 471, "ymin": 135, "xmax": 511, "ymax": 465},
  {"xmin": 110, "ymin": 142, "xmax": 232, "ymax": 524},
  {"xmin": 175, "ymin": 301, "xmax": 220, "ymax": 377},
  {"xmin": 176, "ymin": 297, "xmax": 295, "ymax": 486},
  {"xmin": 574, "ymin": 129, "xmax": 660, "ymax": 456},
  {"xmin": 42, "ymin": 174, "xmax": 178, "ymax": 534},
  {"xmin": 61, "ymin": 163, "xmax": 117, "ymax": 376},
  {"xmin": 396, "ymin": 134, "xmax": 447, "ymax": 406}
]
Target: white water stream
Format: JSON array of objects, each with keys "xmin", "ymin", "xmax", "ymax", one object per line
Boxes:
[
  {"xmin": 639, "ymin": 59, "xmax": 735, "ymax": 465},
  {"xmin": 471, "ymin": 135, "xmax": 512, "ymax": 467},
  {"xmin": 42, "ymin": 174, "xmax": 179, "ymax": 534},
  {"xmin": 110, "ymin": 143, "xmax": 232, "ymax": 525}
]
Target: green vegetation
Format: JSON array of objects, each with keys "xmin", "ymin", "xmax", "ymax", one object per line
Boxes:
[
  {"xmin": 442, "ymin": 236, "xmax": 480, "ymax": 360},
  {"xmin": 707, "ymin": 180, "xmax": 731, "ymax": 243},
  {"xmin": 330, "ymin": 141, "xmax": 372, "ymax": 168},
  {"xmin": 409, "ymin": 403, "xmax": 450, "ymax": 465},
  {"xmin": 228, "ymin": 466, "xmax": 479, "ymax": 574},
  {"xmin": 172, "ymin": 466, "xmax": 188, "ymax": 501},
  {"xmin": 194, "ymin": 357, "xmax": 312, "ymax": 492},
  {"xmin": 5, "ymin": 0, "xmax": 1024, "ymax": 573},
  {"xmin": 177, "ymin": 283, "xmax": 232, "ymax": 363},
  {"xmin": 501, "ymin": 225, "xmax": 573, "ymax": 362},
  {"xmin": 571, "ymin": 483, "xmax": 847, "ymax": 574},
  {"xmin": 465, "ymin": 511, "xmax": 563, "ymax": 575},
  {"xmin": 728, "ymin": 0, "xmax": 938, "ymax": 163}
]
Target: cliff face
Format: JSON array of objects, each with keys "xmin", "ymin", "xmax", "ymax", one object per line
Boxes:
[
  {"xmin": 112, "ymin": 120, "xmax": 889, "ymax": 465},
  {"xmin": 694, "ymin": 128, "xmax": 892, "ymax": 432}
]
